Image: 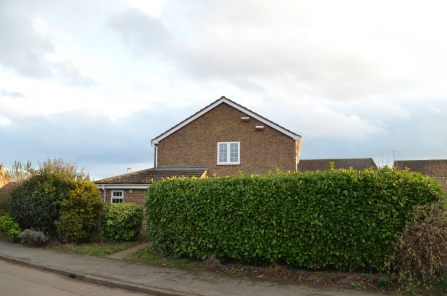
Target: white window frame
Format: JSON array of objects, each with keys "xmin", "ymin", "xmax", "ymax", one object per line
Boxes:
[
  {"xmin": 217, "ymin": 142, "xmax": 240, "ymax": 165},
  {"xmin": 111, "ymin": 190, "xmax": 124, "ymax": 203}
]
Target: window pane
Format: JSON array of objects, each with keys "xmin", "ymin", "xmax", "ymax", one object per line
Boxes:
[
  {"xmin": 219, "ymin": 143, "xmax": 227, "ymax": 162},
  {"xmin": 230, "ymin": 143, "xmax": 239, "ymax": 162}
]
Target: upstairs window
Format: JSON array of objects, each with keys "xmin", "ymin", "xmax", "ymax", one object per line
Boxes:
[
  {"xmin": 111, "ymin": 190, "xmax": 124, "ymax": 203},
  {"xmin": 217, "ymin": 142, "xmax": 240, "ymax": 165}
]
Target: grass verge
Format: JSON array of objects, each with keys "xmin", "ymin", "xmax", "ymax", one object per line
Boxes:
[
  {"xmin": 52, "ymin": 235, "xmax": 150, "ymax": 257},
  {"xmin": 124, "ymin": 246, "xmax": 401, "ymax": 294},
  {"xmin": 125, "ymin": 246, "xmax": 204, "ymax": 272},
  {"xmin": 50, "ymin": 237, "xmax": 447, "ymax": 295}
]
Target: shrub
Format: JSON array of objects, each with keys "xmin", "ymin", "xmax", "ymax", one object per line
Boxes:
[
  {"xmin": 146, "ymin": 167, "xmax": 446, "ymax": 270},
  {"xmin": 9, "ymin": 158, "xmax": 92, "ymax": 235},
  {"xmin": 0, "ymin": 188, "xmax": 11, "ymax": 216},
  {"xmin": 386, "ymin": 201, "xmax": 447, "ymax": 289},
  {"xmin": 0, "ymin": 213, "xmax": 9, "ymax": 232},
  {"xmin": 55, "ymin": 180, "xmax": 103, "ymax": 243},
  {"xmin": 103, "ymin": 202, "xmax": 143, "ymax": 242},
  {"xmin": 19, "ymin": 229, "xmax": 49, "ymax": 246},
  {"xmin": 1, "ymin": 214, "xmax": 22, "ymax": 243}
]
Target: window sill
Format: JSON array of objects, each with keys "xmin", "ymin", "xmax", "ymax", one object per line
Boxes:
[{"xmin": 217, "ymin": 162, "xmax": 240, "ymax": 166}]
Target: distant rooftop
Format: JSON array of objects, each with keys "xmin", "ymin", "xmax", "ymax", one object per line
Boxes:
[
  {"xmin": 95, "ymin": 167, "xmax": 208, "ymax": 185},
  {"xmin": 298, "ymin": 158, "xmax": 378, "ymax": 171},
  {"xmin": 394, "ymin": 160, "xmax": 447, "ymax": 177}
]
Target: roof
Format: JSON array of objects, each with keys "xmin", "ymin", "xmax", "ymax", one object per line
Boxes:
[
  {"xmin": 95, "ymin": 167, "xmax": 208, "ymax": 185},
  {"xmin": 394, "ymin": 160, "xmax": 447, "ymax": 177},
  {"xmin": 298, "ymin": 158, "xmax": 378, "ymax": 171},
  {"xmin": 151, "ymin": 96, "xmax": 301, "ymax": 144}
]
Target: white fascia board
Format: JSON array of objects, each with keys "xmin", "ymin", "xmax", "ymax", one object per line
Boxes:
[
  {"xmin": 151, "ymin": 98, "xmax": 301, "ymax": 144},
  {"xmin": 223, "ymin": 99, "xmax": 301, "ymax": 140},
  {"xmin": 96, "ymin": 184, "xmax": 150, "ymax": 190}
]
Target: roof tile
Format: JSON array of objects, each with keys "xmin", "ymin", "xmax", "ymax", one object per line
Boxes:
[
  {"xmin": 95, "ymin": 167, "xmax": 207, "ymax": 185},
  {"xmin": 394, "ymin": 160, "xmax": 447, "ymax": 177},
  {"xmin": 298, "ymin": 158, "xmax": 378, "ymax": 171}
]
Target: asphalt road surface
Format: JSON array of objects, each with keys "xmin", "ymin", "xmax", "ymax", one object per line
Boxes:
[{"xmin": 0, "ymin": 260, "xmax": 154, "ymax": 296}]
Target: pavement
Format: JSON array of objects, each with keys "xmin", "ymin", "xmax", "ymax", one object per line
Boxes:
[
  {"xmin": 107, "ymin": 241, "xmax": 153, "ymax": 260},
  {"xmin": 0, "ymin": 240, "xmax": 382, "ymax": 296}
]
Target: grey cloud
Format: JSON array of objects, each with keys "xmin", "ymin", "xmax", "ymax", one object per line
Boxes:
[
  {"xmin": 0, "ymin": 3, "xmax": 95, "ymax": 87},
  {"xmin": 0, "ymin": 106, "xmax": 179, "ymax": 179},
  {"xmin": 107, "ymin": 1, "xmax": 423, "ymax": 101},
  {"xmin": 1, "ymin": 89, "xmax": 26, "ymax": 98},
  {"xmin": 107, "ymin": 8, "xmax": 173, "ymax": 56},
  {"xmin": 0, "ymin": 6, "xmax": 54, "ymax": 78},
  {"xmin": 53, "ymin": 60, "xmax": 96, "ymax": 87}
]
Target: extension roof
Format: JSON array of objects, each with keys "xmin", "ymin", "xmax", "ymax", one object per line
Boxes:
[
  {"xmin": 151, "ymin": 96, "xmax": 301, "ymax": 144},
  {"xmin": 95, "ymin": 167, "xmax": 208, "ymax": 185},
  {"xmin": 394, "ymin": 160, "xmax": 447, "ymax": 177},
  {"xmin": 298, "ymin": 158, "xmax": 378, "ymax": 171}
]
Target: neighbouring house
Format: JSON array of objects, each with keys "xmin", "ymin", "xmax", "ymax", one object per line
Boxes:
[
  {"xmin": 0, "ymin": 164, "xmax": 10, "ymax": 189},
  {"xmin": 95, "ymin": 96, "xmax": 302, "ymax": 204},
  {"xmin": 298, "ymin": 158, "xmax": 378, "ymax": 171},
  {"xmin": 394, "ymin": 159, "xmax": 447, "ymax": 191}
]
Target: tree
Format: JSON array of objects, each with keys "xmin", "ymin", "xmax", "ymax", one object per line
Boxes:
[
  {"xmin": 9, "ymin": 158, "xmax": 102, "ymax": 237},
  {"xmin": 0, "ymin": 161, "xmax": 34, "ymax": 215}
]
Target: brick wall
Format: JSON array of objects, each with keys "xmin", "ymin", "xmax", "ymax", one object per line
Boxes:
[
  {"xmin": 101, "ymin": 189, "xmax": 147, "ymax": 206},
  {"xmin": 157, "ymin": 103, "xmax": 300, "ymax": 176}
]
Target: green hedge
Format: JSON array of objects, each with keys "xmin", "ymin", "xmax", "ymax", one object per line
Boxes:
[
  {"xmin": 145, "ymin": 167, "xmax": 446, "ymax": 270},
  {"xmin": 103, "ymin": 202, "xmax": 143, "ymax": 242}
]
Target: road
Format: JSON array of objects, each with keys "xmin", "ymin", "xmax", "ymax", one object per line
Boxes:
[{"xmin": 0, "ymin": 260, "xmax": 154, "ymax": 296}]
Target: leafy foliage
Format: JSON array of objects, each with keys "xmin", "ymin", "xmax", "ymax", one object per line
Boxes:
[
  {"xmin": 9, "ymin": 158, "xmax": 93, "ymax": 235},
  {"xmin": 0, "ymin": 213, "xmax": 22, "ymax": 243},
  {"xmin": 386, "ymin": 201, "xmax": 447, "ymax": 289},
  {"xmin": 19, "ymin": 229, "xmax": 49, "ymax": 246},
  {"xmin": 55, "ymin": 180, "xmax": 103, "ymax": 243},
  {"xmin": 0, "ymin": 188, "xmax": 11, "ymax": 216},
  {"xmin": 146, "ymin": 167, "xmax": 446, "ymax": 270},
  {"xmin": 102, "ymin": 202, "xmax": 143, "ymax": 242}
]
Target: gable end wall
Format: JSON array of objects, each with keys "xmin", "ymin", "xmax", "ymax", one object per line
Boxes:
[{"xmin": 157, "ymin": 103, "xmax": 299, "ymax": 176}]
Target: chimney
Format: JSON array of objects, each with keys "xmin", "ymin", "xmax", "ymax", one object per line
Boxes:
[{"xmin": 0, "ymin": 164, "xmax": 4, "ymax": 173}]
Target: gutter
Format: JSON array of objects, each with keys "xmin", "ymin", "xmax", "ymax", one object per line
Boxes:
[
  {"xmin": 100, "ymin": 184, "xmax": 107, "ymax": 203},
  {"xmin": 151, "ymin": 142, "xmax": 158, "ymax": 169}
]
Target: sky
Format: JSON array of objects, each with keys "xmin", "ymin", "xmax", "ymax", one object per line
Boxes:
[{"xmin": 1, "ymin": 0, "xmax": 447, "ymax": 180}]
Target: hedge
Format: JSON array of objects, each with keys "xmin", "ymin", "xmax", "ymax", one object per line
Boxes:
[
  {"xmin": 145, "ymin": 167, "xmax": 446, "ymax": 270},
  {"xmin": 103, "ymin": 202, "xmax": 143, "ymax": 242}
]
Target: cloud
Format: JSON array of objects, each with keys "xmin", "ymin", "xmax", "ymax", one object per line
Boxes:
[
  {"xmin": 0, "ymin": 106, "xmax": 179, "ymax": 179},
  {"xmin": 1, "ymin": 89, "xmax": 26, "ymax": 98},
  {"xmin": 107, "ymin": 1, "xmax": 422, "ymax": 101},
  {"xmin": 107, "ymin": 8, "xmax": 173, "ymax": 56},
  {"xmin": 0, "ymin": 5, "xmax": 54, "ymax": 78},
  {"xmin": 0, "ymin": 3, "xmax": 95, "ymax": 87},
  {"xmin": 52, "ymin": 60, "xmax": 96, "ymax": 87}
]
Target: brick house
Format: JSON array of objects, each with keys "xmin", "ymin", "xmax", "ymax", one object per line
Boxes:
[{"xmin": 95, "ymin": 96, "xmax": 302, "ymax": 204}]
